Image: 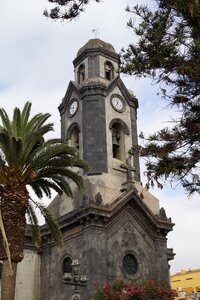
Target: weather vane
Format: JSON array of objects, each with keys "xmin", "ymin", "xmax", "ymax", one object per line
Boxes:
[{"xmin": 92, "ymin": 27, "xmax": 100, "ymax": 38}]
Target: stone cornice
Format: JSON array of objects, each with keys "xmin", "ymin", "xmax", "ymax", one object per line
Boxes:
[
  {"xmin": 73, "ymin": 47, "xmax": 119, "ymax": 68},
  {"xmin": 39, "ymin": 186, "xmax": 174, "ymax": 248},
  {"xmin": 79, "ymin": 81, "xmax": 107, "ymax": 99},
  {"xmin": 58, "ymin": 81, "xmax": 80, "ymax": 115}
]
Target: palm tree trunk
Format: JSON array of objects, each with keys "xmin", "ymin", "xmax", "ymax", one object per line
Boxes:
[
  {"xmin": 0, "ymin": 188, "xmax": 28, "ymax": 261},
  {"xmin": 1, "ymin": 260, "xmax": 18, "ymax": 300}
]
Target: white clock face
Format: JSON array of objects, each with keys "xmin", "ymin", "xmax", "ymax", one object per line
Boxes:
[
  {"xmin": 111, "ymin": 97, "xmax": 123, "ymax": 111},
  {"xmin": 69, "ymin": 101, "xmax": 78, "ymax": 116}
]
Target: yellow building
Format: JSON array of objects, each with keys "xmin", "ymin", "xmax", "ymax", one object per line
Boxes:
[{"xmin": 171, "ymin": 269, "xmax": 200, "ymax": 294}]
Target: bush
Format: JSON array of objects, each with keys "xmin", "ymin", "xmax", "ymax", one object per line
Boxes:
[{"xmin": 93, "ymin": 279, "xmax": 173, "ymax": 300}]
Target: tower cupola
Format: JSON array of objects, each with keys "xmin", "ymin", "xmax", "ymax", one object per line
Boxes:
[{"xmin": 73, "ymin": 38, "xmax": 120, "ymax": 85}]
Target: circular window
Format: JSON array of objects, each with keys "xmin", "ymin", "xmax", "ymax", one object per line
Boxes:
[
  {"xmin": 63, "ymin": 257, "xmax": 72, "ymax": 274},
  {"xmin": 122, "ymin": 254, "xmax": 138, "ymax": 275}
]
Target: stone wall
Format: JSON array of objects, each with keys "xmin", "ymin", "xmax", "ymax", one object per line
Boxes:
[
  {"xmin": 40, "ymin": 192, "xmax": 172, "ymax": 300},
  {"xmin": 15, "ymin": 249, "xmax": 40, "ymax": 300},
  {"xmin": 0, "ymin": 249, "xmax": 40, "ymax": 300}
]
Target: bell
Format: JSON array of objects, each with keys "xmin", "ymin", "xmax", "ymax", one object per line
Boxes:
[
  {"xmin": 112, "ymin": 136, "xmax": 119, "ymax": 146},
  {"xmin": 74, "ymin": 142, "xmax": 79, "ymax": 149}
]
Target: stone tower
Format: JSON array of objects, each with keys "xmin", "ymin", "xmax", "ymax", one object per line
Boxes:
[
  {"xmin": 59, "ymin": 38, "xmax": 140, "ymax": 179},
  {"xmin": 38, "ymin": 39, "xmax": 174, "ymax": 300}
]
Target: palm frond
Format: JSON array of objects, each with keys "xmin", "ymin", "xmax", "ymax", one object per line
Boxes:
[
  {"xmin": 29, "ymin": 178, "xmax": 63, "ymax": 197},
  {"xmin": 0, "ymin": 154, "xmax": 6, "ymax": 169},
  {"xmin": 20, "ymin": 134, "xmax": 45, "ymax": 171},
  {"xmin": 53, "ymin": 176, "xmax": 73, "ymax": 197},
  {"xmin": 0, "ymin": 131, "xmax": 24, "ymax": 167},
  {"xmin": 29, "ymin": 183, "xmax": 43, "ymax": 199},
  {"xmin": 70, "ymin": 155, "xmax": 89, "ymax": 171},
  {"xmin": 40, "ymin": 168, "xmax": 84, "ymax": 192},
  {"xmin": 27, "ymin": 113, "xmax": 52, "ymax": 134},
  {"xmin": 26, "ymin": 203, "xmax": 41, "ymax": 247},
  {"xmin": 44, "ymin": 138, "xmax": 68, "ymax": 146},
  {"xmin": 21, "ymin": 102, "xmax": 32, "ymax": 136},
  {"xmin": 33, "ymin": 180, "xmax": 52, "ymax": 198},
  {"xmin": 0, "ymin": 131, "xmax": 13, "ymax": 165},
  {"xmin": 12, "ymin": 107, "xmax": 22, "ymax": 137},
  {"xmin": 0, "ymin": 108, "xmax": 12, "ymax": 135},
  {"xmin": 59, "ymin": 168, "xmax": 84, "ymax": 191},
  {"xmin": 11, "ymin": 137, "xmax": 23, "ymax": 166},
  {"xmin": 30, "ymin": 199, "xmax": 63, "ymax": 249},
  {"xmin": 26, "ymin": 143, "xmax": 74, "ymax": 172}
]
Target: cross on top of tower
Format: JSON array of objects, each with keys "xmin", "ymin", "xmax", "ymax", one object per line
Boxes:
[
  {"xmin": 92, "ymin": 27, "xmax": 100, "ymax": 38},
  {"xmin": 121, "ymin": 157, "xmax": 135, "ymax": 182}
]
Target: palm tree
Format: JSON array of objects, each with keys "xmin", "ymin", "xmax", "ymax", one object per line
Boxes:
[{"xmin": 0, "ymin": 102, "xmax": 88, "ymax": 300}]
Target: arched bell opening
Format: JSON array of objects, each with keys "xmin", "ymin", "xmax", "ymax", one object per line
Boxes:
[
  {"xmin": 71, "ymin": 127, "xmax": 79, "ymax": 150},
  {"xmin": 109, "ymin": 119, "xmax": 130, "ymax": 162},
  {"xmin": 67, "ymin": 123, "xmax": 80, "ymax": 151},
  {"xmin": 105, "ymin": 61, "xmax": 114, "ymax": 81},
  {"xmin": 111, "ymin": 123, "xmax": 125, "ymax": 161},
  {"xmin": 77, "ymin": 64, "xmax": 85, "ymax": 84}
]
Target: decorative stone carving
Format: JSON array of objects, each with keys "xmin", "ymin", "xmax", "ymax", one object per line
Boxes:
[
  {"xmin": 111, "ymin": 240, "xmax": 120, "ymax": 253},
  {"xmin": 159, "ymin": 207, "xmax": 168, "ymax": 220},
  {"xmin": 82, "ymin": 194, "xmax": 92, "ymax": 207},
  {"xmin": 95, "ymin": 192, "xmax": 103, "ymax": 207},
  {"xmin": 122, "ymin": 225, "xmax": 137, "ymax": 246}
]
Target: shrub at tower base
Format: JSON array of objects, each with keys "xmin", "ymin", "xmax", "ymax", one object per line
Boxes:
[{"xmin": 93, "ymin": 279, "xmax": 173, "ymax": 300}]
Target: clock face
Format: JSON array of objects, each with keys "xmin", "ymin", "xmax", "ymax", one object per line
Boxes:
[
  {"xmin": 111, "ymin": 97, "xmax": 124, "ymax": 111},
  {"xmin": 69, "ymin": 100, "xmax": 78, "ymax": 116}
]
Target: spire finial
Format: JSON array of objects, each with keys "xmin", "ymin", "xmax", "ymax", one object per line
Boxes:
[{"xmin": 92, "ymin": 27, "xmax": 100, "ymax": 38}]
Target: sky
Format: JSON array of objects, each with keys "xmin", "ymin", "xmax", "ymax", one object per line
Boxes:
[{"xmin": 0, "ymin": 0, "xmax": 200, "ymax": 274}]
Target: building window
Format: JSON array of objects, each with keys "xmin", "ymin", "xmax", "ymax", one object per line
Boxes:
[
  {"xmin": 63, "ymin": 257, "xmax": 72, "ymax": 275},
  {"xmin": 78, "ymin": 64, "xmax": 85, "ymax": 84},
  {"xmin": 110, "ymin": 119, "xmax": 130, "ymax": 162},
  {"xmin": 111, "ymin": 123, "xmax": 125, "ymax": 161},
  {"xmin": 67, "ymin": 123, "xmax": 80, "ymax": 151},
  {"xmin": 105, "ymin": 61, "xmax": 114, "ymax": 80},
  {"xmin": 71, "ymin": 127, "xmax": 79, "ymax": 150},
  {"xmin": 122, "ymin": 254, "xmax": 138, "ymax": 276}
]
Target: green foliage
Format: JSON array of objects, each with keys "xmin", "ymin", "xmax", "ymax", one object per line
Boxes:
[
  {"xmin": 121, "ymin": 0, "xmax": 200, "ymax": 195},
  {"xmin": 0, "ymin": 101, "xmax": 88, "ymax": 247},
  {"xmin": 27, "ymin": 203, "xmax": 41, "ymax": 247},
  {"xmin": 44, "ymin": 0, "xmax": 100, "ymax": 20},
  {"xmin": 93, "ymin": 279, "xmax": 173, "ymax": 300},
  {"xmin": 30, "ymin": 199, "xmax": 63, "ymax": 248}
]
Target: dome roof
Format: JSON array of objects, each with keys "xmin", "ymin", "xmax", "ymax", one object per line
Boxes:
[{"xmin": 77, "ymin": 38, "xmax": 115, "ymax": 56}]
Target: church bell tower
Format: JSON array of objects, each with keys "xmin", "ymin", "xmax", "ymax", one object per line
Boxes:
[
  {"xmin": 41, "ymin": 39, "xmax": 174, "ymax": 300},
  {"xmin": 59, "ymin": 38, "xmax": 140, "ymax": 182}
]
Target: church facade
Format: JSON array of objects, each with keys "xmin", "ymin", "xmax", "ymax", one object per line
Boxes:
[{"xmin": 0, "ymin": 39, "xmax": 175, "ymax": 300}]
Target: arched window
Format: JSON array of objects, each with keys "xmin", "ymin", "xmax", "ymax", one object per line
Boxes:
[
  {"xmin": 78, "ymin": 64, "xmax": 85, "ymax": 84},
  {"xmin": 110, "ymin": 119, "xmax": 130, "ymax": 161},
  {"xmin": 122, "ymin": 254, "xmax": 138, "ymax": 276},
  {"xmin": 63, "ymin": 257, "xmax": 72, "ymax": 275},
  {"xmin": 111, "ymin": 123, "xmax": 125, "ymax": 160},
  {"xmin": 67, "ymin": 123, "xmax": 80, "ymax": 151},
  {"xmin": 105, "ymin": 61, "xmax": 114, "ymax": 81},
  {"xmin": 71, "ymin": 127, "xmax": 79, "ymax": 150}
]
